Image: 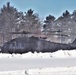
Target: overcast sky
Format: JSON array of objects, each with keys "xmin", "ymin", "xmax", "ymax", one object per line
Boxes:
[{"xmin": 0, "ymin": 0, "xmax": 76, "ymax": 18}]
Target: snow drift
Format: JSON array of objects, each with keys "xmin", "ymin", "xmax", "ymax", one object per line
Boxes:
[{"xmin": 0, "ymin": 50, "xmax": 76, "ymax": 58}]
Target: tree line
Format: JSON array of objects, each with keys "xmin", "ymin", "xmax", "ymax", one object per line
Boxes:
[{"xmin": 0, "ymin": 2, "xmax": 76, "ymax": 45}]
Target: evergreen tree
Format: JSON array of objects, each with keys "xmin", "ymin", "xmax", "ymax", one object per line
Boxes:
[
  {"xmin": 63, "ymin": 10, "xmax": 70, "ymax": 17},
  {"xmin": 0, "ymin": 2, "xmax": 22, "ymax": 41},
  {"xmin": 43, "ymin": 15, "xmax": 55, "ymax": 32},
  {"xmin": 20, "ymin": 9, "xmax": 42, "ymax": 33},
  {"xmin": 45, "ymin": 15, "xmax": 55, "ymax": 22}
]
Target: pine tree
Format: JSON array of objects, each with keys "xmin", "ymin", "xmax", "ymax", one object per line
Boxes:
[
  {"xmin": 20, "ymin": 9, "xmax": 42, "ymax": 33},
  {"xmin": 0, "ymin": 2, "xmax": 22, "ymax": 42},
  {"xmin": 43, "ymin": 15, "xmax": 55, "ymax": 32},
  {"xmin": 63, "ymin": 10, "xmax": 70, "ymax": 17}
]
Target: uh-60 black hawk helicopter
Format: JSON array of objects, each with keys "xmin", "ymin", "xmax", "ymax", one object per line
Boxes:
[{"xmin": 1, "ymin": 30, "xmax": 76, "ymax": 54}]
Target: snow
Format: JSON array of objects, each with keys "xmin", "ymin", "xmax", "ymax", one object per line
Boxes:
[
  {"xmin": 0, "ymin": 50, "xmax": 76, "ymax": 58},
  {"xmin": 0, "ymin": 67, "xmax": 76, "ymax": 75},
  {"xmin": 0, "ymin": 50, "xmax": 76, "ymax": 75}
]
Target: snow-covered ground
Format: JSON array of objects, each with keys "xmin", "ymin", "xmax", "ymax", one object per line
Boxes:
[
  {"xmin": 0, "ymin": 67, "xmax": 76, "ymax": 75},
  {"xmin": 0, "ymin": 50, "xmax": 76, "ymax": 58},
  {"xmin": 0, "ymin": 50, "xmax": 76, "ymax": 75}
]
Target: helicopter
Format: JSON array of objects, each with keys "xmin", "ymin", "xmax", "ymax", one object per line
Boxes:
[{"xmin": 1, "ymin": 30, "xmax": 76, "ymax": 54}]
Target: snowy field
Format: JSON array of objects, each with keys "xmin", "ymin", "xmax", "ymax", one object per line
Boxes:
[
  {"xmin": 0, "ymin": 67, "xmax": 76, "ymax": 75},
  {"xmin": 0, "ymin": 50, "xmax": 76, "ymax": 75},
  {"xmin": 0, "ymin": 50, "xmax": 76, "ymax": 58}
]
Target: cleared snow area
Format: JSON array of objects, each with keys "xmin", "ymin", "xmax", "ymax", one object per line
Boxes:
[{"xmin": 0, "ymin": 50, "xmax": 76, "ymax": 75}]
